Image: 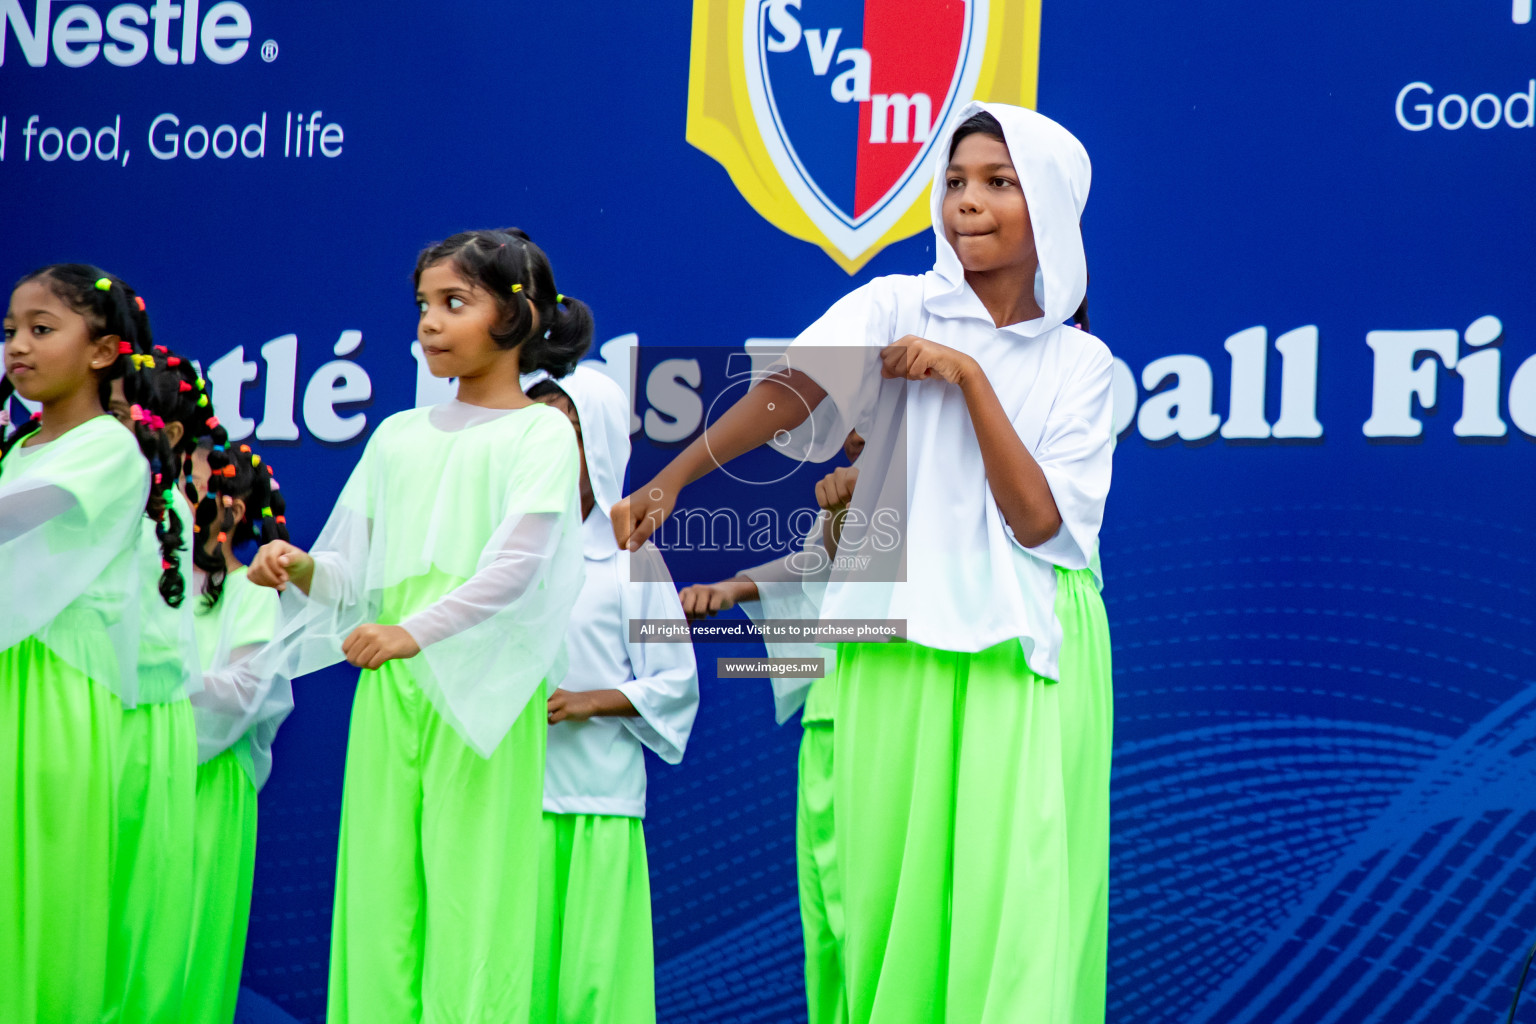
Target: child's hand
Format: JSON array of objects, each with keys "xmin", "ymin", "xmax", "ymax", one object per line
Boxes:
[
  {"xmin": 612, "ymin": 478, "xmax": 677, "ymax": 551},
  {"xmin": 249, "ymin": 540, "xmax": 315, "ymax": 593},
  {"xmin": 547, "ymin": 688, "xmax": 599, "ymax": 724},
  {"xmin": 342, "ymin": 624, "xmax": 421, "ymax": 670},
  {"xmin": 679, "ymin": 583, "xmax": 740, "ymax": 619},
  {"xmin": 815, "ymin": 467, "xmax": 859, "ymax": 512},
  {"xmin": 880, "ymin": 335, "xmax": 978, "ymax": 386}
]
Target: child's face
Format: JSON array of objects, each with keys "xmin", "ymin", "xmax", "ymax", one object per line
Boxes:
[
  {"xmin": 189, "ymin": 447, "xmax": 212, "ymax": 499},
  {"xmin": 415, "ymin": 261, "xmax": 524, "ymax": 380},
  {"xmin": 843, "ymin": 429, "xmax": 865, "ymax": 464},
  {"xmin": 941, "ymin": 133, "xmax": 1037, "ymax": 276},
  {"xmin": 533, "ymin": 391, "xmax": 595, "ymax": 517},
  {"xmin": 2, "ymin": 279, "xmax": 116, "ymax": 405},
  {"xmin": 108, "ymin": 379, "xmax": 133, "ymax": 428}
]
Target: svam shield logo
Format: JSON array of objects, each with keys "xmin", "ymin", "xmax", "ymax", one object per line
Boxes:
[{"xmin": 687, "ymin": 0, "xmax": 1042, "ymax": 273}]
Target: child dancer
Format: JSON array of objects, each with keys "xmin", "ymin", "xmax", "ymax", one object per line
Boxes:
[
  {"xmin": 615, "ymin": 104, "xmax": 1115, "ymax": 1022},
  {"xmin": 525, "ymin": 364, "xmax": 699, "ymax": 1024},
  {"xmin": 0, "ymin": 265, "xmax": 191, "ymax": 1022},
  {"xmin": 250, "ymin": 229, "xmax": 591, "ymax": 1023},
  {"xmin": 680, "ymin": 430, "xmax": 861, "ymax": 1024},
  {"xmin": 182, "ymin": 440, "xmax": 293, "ymax": 1024}
]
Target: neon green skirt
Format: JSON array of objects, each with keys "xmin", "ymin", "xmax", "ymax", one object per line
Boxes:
[
  {"xmin": 106, "ymin": 695, "xmax": 197, "ymax": 1024},
  {"xmin": 831, "ymin": 567, "xmax": 1112, "ymax": 1023},
  {"xmin": 184, "ymin": 747, "xmax": 259, "ymax": 1024},
  {"xmin": 533, "ymin": 812, "xmax": 655, "ymax": 1024},
  {"xmin": 0, "ymin": 638, "xmax": 121, "ymax": 1024},
  {"xmin": 328, "ymin": 659, "xmax": 547, "ymax": 1023}
]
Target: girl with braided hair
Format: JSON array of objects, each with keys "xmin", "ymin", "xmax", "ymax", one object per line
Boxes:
[
  {"xmin": 129, "ymin": 351, "xmax": 289, "ymax": 1024},
  {"xmin": 249, "ymin": 228, "xmax": 592, "ymax": 1022},
  {"xmin": 103, "ymin": 342, "xmax": 206, "ymax": 1024},
  {"xmin": 179, "ymin": 441, "xmax": 294, "ymax": 1024},
  {"xmin": 0, "ymin": 264, "xmax": 195, "ymax": 1022}
]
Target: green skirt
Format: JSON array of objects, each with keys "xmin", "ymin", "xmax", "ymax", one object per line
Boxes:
[
  {"xmin": 106, "ymin": 695, "xmax": 197, "ymax": 1024},
  {"xmin": 799, "ymin": 715, "xmax": 845, "ymax": 1024},
  {"xmin": 184, "ymin": 747, "xmax": 259, "ymax": 1024},
  {"xmin": 533, "ymin": 813, "xmax": 655, "ymax": 1024},
  {"xmin": 831, "ymin": 567, "xmax": 1112, "ymax": 1023},
  {"xmin": 0, "ymin": 638, "xmax": 121, "ymax": 1024},
  {"xmin": 328, "ymin": 659, "xmax": 547, "ymax": 1023}
]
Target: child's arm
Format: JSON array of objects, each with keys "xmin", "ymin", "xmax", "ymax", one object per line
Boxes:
[
  {"xmin": 248, "ymin": 540, "xmax": 316, "ymax": 594},
  {"xmin": 386, "ymin": 512, "xmax": 563, "ymax": 668},
  {"xmin": 678, "ymin": 576, "xmax": 760, "ymax": 619},
  {"xmin": 546, "ymin": 687, "xmax": 638, "ymax": 723},
  {"xmin": 606, "ymin": 545, "xmax": 700, "ymax": 763},
  {"xmin": 880, "ymin": 335, "xmax": 1063, "ymax": 547},
  {"xmin": 613, "ymin": 367, "xmax": 828, "ymax": 551}
]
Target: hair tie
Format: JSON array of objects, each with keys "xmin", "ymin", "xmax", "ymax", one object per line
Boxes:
[
  {"xmin": 269, "ymin": 479, "xmax": 280, "ymax": 490},
  {"xmin": 251, "ymin": 454, "xmax": 261, "ymax": 467},
  {"xmin": 94, "ymin": 278, "xmax": 111, "ymax": 292},
  {"xmin": 275, "ymin": 515, "xmax": 286, "ymax": 524},
  {"xmin": 136, "ymin": 297, "xmax": 147, "ymax": 312},
  {"xmin": 207, "ymin": 416, "xmax": 220, "ymax": 429},
  {"xmin": 178, "ymin": 381, "xmax": 192, "ymax": 393},
  {"xmin": 129, "ymin": 404, "xmax": 145, "ymax": 423},
  {"xmin": 195, "ymin": 378, "xmax": 205, "ymax": 391},
  {"xmin": 221, "ymin": 464, "xmax": 237, "ymax": 478},
  {"xmin": 197, "ymin": 395, "xmax": 209, "ymax": 408},
  {"xmin": 216, "ymin": 532, "xmax": 228, "ymax": 544},
  {"xmin": 117, "ymin": 341, "xmax": 133, "ymax": 354},
  {"xmin": 161, "ymin": 559, "xmax": 173, "ymax": 570},
  {"xmin": 153, "ymin": 345, "xmax": 166, "ymax": 354},
  {"xmin": 166, "ymin": 356, "xmax": 180, "ymax": 367},
  {"xmin": 511, "ymin": 283, "xmax": 523, "ymax": 294},
  {"xmin": 144, "ymin": 413, "xmax": 165, "ymax": 430},
  {"xmin": 556, "ymin": 293, "xmax": 565, "ymax": 304}
]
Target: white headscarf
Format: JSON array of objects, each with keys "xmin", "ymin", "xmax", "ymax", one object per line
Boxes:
[
  {"xmin": 535, "ymin": 363, "xmax": 632, "ymax": 559},
  {"xmin": 922, "ymin": 100, "xmax": 1091, "ymax": 336}
]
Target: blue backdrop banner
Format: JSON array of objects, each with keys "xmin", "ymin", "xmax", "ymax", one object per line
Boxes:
[{"xmin": 3, "ymin": 2, "xmax": 1534, "ymax": 1022}]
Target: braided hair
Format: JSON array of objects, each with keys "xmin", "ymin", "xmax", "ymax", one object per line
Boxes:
[
  {"xmin": 412, "ymin": 228, "xmax": 593, "ymax": 377},
  {"xmin": 135, "ymin": 343, "xmax": 229, "ymax": 508},
  {"xmin": 3, "ymin": 264, "xmax": 189, "ymax": 607},
  {"xmin": 192, "ymin": 442, "xmax": 288, "ymax": 609}
]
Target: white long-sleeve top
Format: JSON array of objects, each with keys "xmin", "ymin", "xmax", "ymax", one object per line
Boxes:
[
  {"xmin": 535, "ymin": 363, "xmax": 699, "ymax": 818},
  {"xmin": 768, "ymin": 101, "xmax": 1114, "ymax": 682},
  {"xmin": 542, "ymin": 516, "xmax": 700, "ymax": 818}
]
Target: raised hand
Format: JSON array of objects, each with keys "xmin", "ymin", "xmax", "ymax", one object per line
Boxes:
[
  {"xmin": 880, "ymin": 334, "xmax": 979, "ymax": 386},
  {"xmin": 611, "ymin": 479, "xmax": 677, "ymax": 552},
  {"xmin": 678, "ymin": 580, "xmax": 753, "ymax": 619}
]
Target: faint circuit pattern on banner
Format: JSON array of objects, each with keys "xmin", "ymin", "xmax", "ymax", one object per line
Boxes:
[{"xmin": 1106, "ymin": 502, "xmax": 1536, "ymax": 1024}]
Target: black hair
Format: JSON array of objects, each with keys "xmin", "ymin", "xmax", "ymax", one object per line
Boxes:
[
  {"xmin": 192, "ymin": 441, "xmax": 289, "ymax": 609},
  {"xmin": 136, "ymin": 344, "xmax": 230, "ymax": 509},
  {"xmin": 3, "ymin": 264, "xmax": 188, "ymax": 607},
  {"xmin": 949, "ymin": 110, "xmax": 1006, "ymax": 159},
  {"xmin": 525, "ymin": 378, "xmax": 570, "ymax": 404},
  {"xmin": 413, "ymin": 228, "xmax": 593, "ymax": 378},
  {"xmin": 1072, "ymin": 295, "xmax": 1090, "ymax": 333}
]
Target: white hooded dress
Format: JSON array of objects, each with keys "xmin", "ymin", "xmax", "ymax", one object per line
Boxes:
[
  {"xmin": 533, "ymin": 364, "xmax": 700, "ymax": 819},
  {"xmin": 770, "ymin": 100, "xmax": 1114, "ymax": 680}
]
